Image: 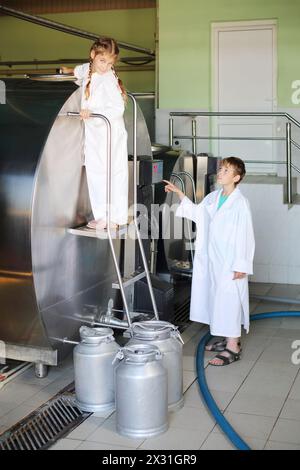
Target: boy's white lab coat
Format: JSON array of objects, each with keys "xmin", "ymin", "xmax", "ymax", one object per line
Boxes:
[
  {"xmin": 176, "ymin": 187, "xmax": 255, "ymax": 337},
  {"xmin": 74, "ymin": 63, "xmax": 128, "ymax": 225}
]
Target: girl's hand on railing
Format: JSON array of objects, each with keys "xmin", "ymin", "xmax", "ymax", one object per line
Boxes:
[
  {"xmin": 80, "ymin": 109, "xmax": 91, "ymax": 120},
  {"xmin": 163, "ymin": 180, "xmax": 185, "ymax": 200},
  {"xmin": 59, "ymin": 66, "xmax": 74, "ymax": 74}
]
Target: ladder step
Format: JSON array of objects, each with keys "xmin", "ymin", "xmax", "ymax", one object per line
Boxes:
[
  {"xmin": 67, "ymin": 225, "xmax": 128, "ymax": 239},
  {"xmin": 112, "ymin": 271, "xmax": 146, "ymax": 289}
]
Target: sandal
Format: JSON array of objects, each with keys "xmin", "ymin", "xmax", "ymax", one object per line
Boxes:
[
  {"xmin": 209, "ymin": 348, "xmax": 241, "ymax": 367},
  {"xmin": 205, "ymin": 339, "xmax": 241, "ymax": 352},
  {"xmin": 205, "ymin": 338, "xmax": 226, "ymax": 352}
]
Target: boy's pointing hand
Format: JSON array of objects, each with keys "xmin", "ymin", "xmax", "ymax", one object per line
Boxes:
[{"xmin": 163, "ymin": 180, "xmax": 185, "ymax": 200}]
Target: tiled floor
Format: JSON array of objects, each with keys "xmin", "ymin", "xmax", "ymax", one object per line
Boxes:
[{"xmin": 1, "ymin": 283, "xmax": 300, "ymax": 450}]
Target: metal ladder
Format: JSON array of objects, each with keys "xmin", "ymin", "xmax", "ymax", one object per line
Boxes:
[{"xmin": 64, "ymin": 93, "xmax": 159, "ymax": 328}]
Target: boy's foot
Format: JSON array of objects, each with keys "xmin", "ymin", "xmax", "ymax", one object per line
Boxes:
[
  {"xmin": 205, "ymin": 339, "xmax": 241, "ymax": 352},
  {"xmin": 205, "ymin": 339, "xmax": 226, "ymax": 352},
  {"xmin": 208, "ymin": 347, "xmax": 241, "ymax": 366}
]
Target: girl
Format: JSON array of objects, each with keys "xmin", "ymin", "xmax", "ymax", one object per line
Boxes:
[
  {"xmin": 164, "ymin": 157, "xmax": 255, "ymax": 366},
  {"xmin": 61, "ymin": 37, "xmax": 128, "ymax": 230}
]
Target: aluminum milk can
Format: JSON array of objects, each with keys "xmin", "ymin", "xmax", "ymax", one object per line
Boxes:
[
  {"xmin": 114, "ymin": 344, "xmax": 168, "ymax": 438},
  {"xmin": 74, "ymin": 326, "xmax": 119, "ymax": 413},
  {"xmin": 124, "ymin": 320, "xmax": 184, "ymax": 411}
]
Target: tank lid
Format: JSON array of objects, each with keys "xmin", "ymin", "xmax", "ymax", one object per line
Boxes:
[
  {"xmin": 122, "ymin": 344, "xmax": 161, "ymax": 363},
  {"xmin": 126, "ymin": 320, "xmax": 176, "ymax": 340},
  {"xmin": 79, "ymin": 326, "xmax": 114, "ymax": 344}
]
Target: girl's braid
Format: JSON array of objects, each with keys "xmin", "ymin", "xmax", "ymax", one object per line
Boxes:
[
  {"xmin": 85, "ymin": 56, "xmax": 93, "ymax": 100},
  {"xmin": 112, "ymin": 65, "xmax": 127, "ymax": 103}
]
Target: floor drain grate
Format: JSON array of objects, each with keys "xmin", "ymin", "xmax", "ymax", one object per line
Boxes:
[{"xmin": 0, "ymin": 386, "xmax": 91, "ymax": 450}]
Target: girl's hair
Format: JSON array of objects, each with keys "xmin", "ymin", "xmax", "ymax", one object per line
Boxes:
[
  {"xmin": 221, "ymin": 156, "xmax": 246, "ymax": 185},
  {"xmin": 85, "ymin": 37, "xmax": 127, "ymax": 101}
]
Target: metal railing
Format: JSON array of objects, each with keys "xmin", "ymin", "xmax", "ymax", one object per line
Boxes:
[
  {"xmin": 63, "ymin": 94, "xmax": 159, "ymax": 326},
  {"xmin": 169, "ymin": 111, "xmax": 300, "ymax": 204}
]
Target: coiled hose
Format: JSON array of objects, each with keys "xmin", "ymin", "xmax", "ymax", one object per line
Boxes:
[{"xmin": 196, "ymin": 311, "xmax": 300, "ymax": 451}]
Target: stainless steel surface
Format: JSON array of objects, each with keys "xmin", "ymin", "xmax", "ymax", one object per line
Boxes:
[
  {"xmin": 74, "ymin": 326, "xmax": 119, "ymax": 413},
  {"xmin": 169, "ymin": 118, "xmax": 174, "ymax": 147},
  {"xmin": 128, "ymin": 93, "xmax": 159, "ymax": 320},
  {"xmin": 170, "ymin": 110, "xmax": 300, "ymax": 206},
  {"xmin": 192, "ymin": 119, "xmax": 197, "ymax": 155},
  {"xmin": 125, "ymin": 321, "xmax": 184, "ymax": 411},
  {"xmin": 0, "ymin": 78, "xmax": 153, "ymax": 363},
  {"xmin": 112, "ymin": 270, "xmax": 146, "ymax": 289},
  {"xmin": 286, "ymin": 122, "xmax": 293, "ymax": 204},
  {"xmin": 114, "ymin": 344, "xmax": 168, "ymax": 438},
  {"xmin": 174, "ymin": 135, "xmax": 285, "ymax": 141},
  {"xmin": 0, "ymin": 5, "xmax": 155, "ymax": 57},
  {"xmin": 66, "ymin": 110, "xmax": 133, "ymax": 328},
  {"xmin": 34, "ymin": 363, "xmax": 48, "ymax": 378}
]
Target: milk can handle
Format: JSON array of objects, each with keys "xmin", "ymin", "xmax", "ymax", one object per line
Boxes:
[
  {"xmin": 112, "ymin": 349, "xmax": 125, "ymax": 365},
  {"xmin": 171, "ymin": 327, "xmax": 184, "ymax": 345}
]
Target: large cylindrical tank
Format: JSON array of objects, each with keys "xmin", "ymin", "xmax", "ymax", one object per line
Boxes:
[
  {"xmin": 114, "ymin": 344, "xmax": 168, "ymax": 438},
  {"xmin": 124, "ymin": 320, "xmax": 184, "ymax": 411},
  {"xmin": 74, "ymin": 326, "xmax": 119, "ymax": 413},
  {"xmin": 0, "ymin": 78, "xmax": 152, "ymax": 366}
]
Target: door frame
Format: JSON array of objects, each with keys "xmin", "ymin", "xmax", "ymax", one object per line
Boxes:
[
  {"xmin": 211, "ymin": 20, "xmax": 278, "ymax": 173},
  {"xmin": 211, "ymin": 19, "xmax": 278, "ymax": 112}
]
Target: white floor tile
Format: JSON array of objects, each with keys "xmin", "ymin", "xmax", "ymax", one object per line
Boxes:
[
  {"xmin": 265, "ymin": 440, "xmax": 300, "ymax": 450},
  {"xmin": 183, "ymin": 370, "xmax": 197, "ymax": 392},
  {"xmin": 140, "ymin": 426, "xmax": 207, "ymax": 450},
  {"xmin": 168, "ymin": 405, "xmax": 215, "ymax": 432},
  {"xmin": 67, "ymin": 416, "xmax": 106, "ymax": 440},
  {"xmin": 249, "ymin": 283, "xmax": 273, "ymax": 296},
  {"xmin": 280, "ymin": 399, "xmax": 300, "ymax": 421},
  {"xmin": 268, "ymin": 418, "xmax": 300, "ymax": 444},
  {"xmin": 219, "ymin": 411, "xmax": 277, "ymax": 440},
  {"xmin": 76, "ymin": 441, "xmax": 133, "ymax": 450},
  {"xmin": 227, "ymin": 392, "xmax": 286, "ymax": 418},
  {"xmin": 86, "ymin": 418, "xmax": 144, "ymax": 448},
  {"xmin": 49, "ymin": 438, "xmax": 81, "ymax": 450},
  {"xmin": 200, "ymin": 432, "xmax": 235, "ymax": 450}
]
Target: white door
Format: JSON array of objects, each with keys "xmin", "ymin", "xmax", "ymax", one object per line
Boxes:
[{"xmin": 212, "ymin": 21, "xmax": 277, "ymax": 174}]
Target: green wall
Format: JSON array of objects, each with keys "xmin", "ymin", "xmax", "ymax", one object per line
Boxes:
[
  {"xmin": 0, "ymin": 8, "xmax": 156, "ymax": 92},
  {"xmin": 158, "ymin": 0, "xmax": 300, "ymax": 108}
]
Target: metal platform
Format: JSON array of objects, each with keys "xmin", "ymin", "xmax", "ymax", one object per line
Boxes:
[{"xmin": 67, "ymin": 224, "xmax": 129, "ymax": 239}]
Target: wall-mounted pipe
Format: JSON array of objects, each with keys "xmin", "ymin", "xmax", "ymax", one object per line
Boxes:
[{"xmin": 0, "ymin": 4, "xmax": 155, "ymax": 57}]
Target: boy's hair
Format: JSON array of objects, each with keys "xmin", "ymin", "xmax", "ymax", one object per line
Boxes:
[{"xmin": 221, "ymin": 156, "xmax": 246, "ymax": 185}]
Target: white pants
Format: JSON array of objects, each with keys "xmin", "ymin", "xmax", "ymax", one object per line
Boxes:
[{"xmin": 84, "ymin": 120, "xmax": 128, "ymax": 225}]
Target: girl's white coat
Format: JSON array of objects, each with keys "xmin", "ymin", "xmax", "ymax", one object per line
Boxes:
[
  {"xmin": 74, "ymin": 63, "xmax": 128, "ymax": 224},
  {"xmin": 176, "ymin": 187, "xmax": 255, "ymax": 337}
]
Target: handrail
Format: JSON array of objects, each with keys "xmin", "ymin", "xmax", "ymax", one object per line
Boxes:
[
  {"xmin": 169, "ymin": 111, "xmax": 300, "ymax": 204},
  {"xmin": 169, "ymin": 111, "xmax": 300, "ymax": 131},
  {"xmin": 66, "ymin": 111, "xmax": 132, "ymax": 327},
  {"xmin": 127, "ymin": 93, "xmax": 159, "ymax": 320},
  {"xmin": 170, "ymin": 173, "xmax": 194, "ymax": 266}
]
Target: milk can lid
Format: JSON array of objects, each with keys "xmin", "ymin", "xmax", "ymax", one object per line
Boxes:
[
  {"xmin": 122, "ymin": 344, "xmax": 161, "ymax": 363},
  {"xmin": 79, "ymin": 326, "xmax": 114, "ymax": 344},
  {"xmin": 127, "ymin": 320, "xmax": 175, "ymax": 340}
]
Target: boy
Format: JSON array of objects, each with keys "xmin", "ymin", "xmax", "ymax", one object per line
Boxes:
[{"xmin": 164, "ymin": 157, "xmax": 255, "ymax": 366}]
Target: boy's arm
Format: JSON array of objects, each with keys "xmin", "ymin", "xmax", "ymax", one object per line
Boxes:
[
  {"xmin": 175, "ymin": 196, "xmax": 202, "ymax": 223},
  {"xmin": 232, "ymin": 200, "xmax": 255, "ymax": 275}
]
